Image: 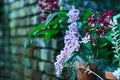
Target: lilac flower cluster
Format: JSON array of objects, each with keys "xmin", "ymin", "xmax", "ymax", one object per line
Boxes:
[
  {"xmin": 54, "ymin": 7, "xmax": 80, "ymax": 76},
  {"xmin": 67, "ymin": 7, "xmax": 80, "ymax": 23}
]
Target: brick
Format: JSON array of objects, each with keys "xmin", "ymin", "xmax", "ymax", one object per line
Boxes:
[
  {"xmin": 51, "ymin": 39, "xmax": 57, "ymax": 49},
  {"xmin": 29, "ymin": 0, "xmax": 37, "ymax": 4},
  {"xmin": 33, "ymin": 71, "xmax": 41, "ymax": 80},
  {"xmin": 26, "ymin": 6, "xmax": 32, "ymax": 16},
  {"xmin": 31, "ymin": 5, "xmax": 38, "ymax": 15},
  {"xmin": 45, "ymin": 63, "xmax": 55, "ymax": 75},
  {"xmin": 48, "ymin": 50, "xmax": 55, "ymax": 62},
  {"xmin": 19, "ymin": 0, "xmax": 25, "ymax": 8},
  {"xmin": 8, "ymin": 0, "xmax": 14, "ymax": 4},
  {"xmin": 40, "ymin": 49, "xmax": 48, "ymax": 60},
  {"xmin": 42, "ymin": 74, "xmax": 51, "ymax": 80},
  {"xmin": 31, "ymin": 15, "xmax": 38, "ymax": 25},
  {"xmin": 24, "ymin": 78, "xmax": 31, "ymax": 80},
  {"xmin": 32, "ymin": 38, "xmax": 46, "ymax": 47},
  {"xmin": 26, "ymin": 17, "xmax": 31, "ymax": 26},
  {"xmin": 24, "ymin": 48, "xmax": 33, "ymax": 57},
  {"xmin": 24, "ymin": 67, "xmax": 32, "ymax": 78},
  {"xmin": 38, "ymin": 61, "xmax": 46, "ymax": 72},
  {"xmin": 33, "ymin": 49, "xmax": 39, "ymax": 58},
  {"xmin": 24, "ymin": 57, "xmax": 31, "ymax": 68},
  {"xmin": 31, "ymin": 59, "xmax": 37, "ymax": 70},
  {"xmin": 10, "ymin": 20, "xmax": 17, "ymax": 28}
]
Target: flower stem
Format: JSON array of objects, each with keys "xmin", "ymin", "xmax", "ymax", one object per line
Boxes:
[{"xmin": 88, "ymin": 70, "xmax": 104, "ymax": 80}]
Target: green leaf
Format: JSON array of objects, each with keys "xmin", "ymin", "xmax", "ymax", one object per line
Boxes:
[
  {"xmin": 24, "ymin": 23, "xmax": 45, "ymax": 48},
  {"xmin": 53, "ymin": 24, "xmax": 58, "ymax": 28},
  {"xmin": 35, "ymin": 29, "xmax": 59, "ymax": 41},
  {"xmin": 29, "ymin": 23, "xmax": 45, "ymax": 38},
  {"xmin": 79, "ymin": 52, "xmax": 89, "ymax": 63},
  {"xmin": 35, "ymin": 29, "xmax": 59, "ymax": 37},
  {"xmin": 24, "ymin": 11, "xmax": 67, "ymax": 48},
  {"xmin": 105, "ymin": 34, "xmax": 115, "ymax": 45},
  {"xmin": 45, "ymin": 12, "xmax": 59, "ymax": 26},
  {"xmin": 112, "ymin": 57, "xmax": 120, "ymax": 65},
  {"xmin": 45, "ymin": 11, "xmax": 67, "ymax": 26},
  {"xmin": 29, "ymin": 11, "xmax": 66, "ymax": 38},
  {"xmin": 83, "ymin": 8, "xmax": 92, "ymax": 21},
  {"xmin": 77, "ymin": 22, "xmax": 82, "ymax": 30},
  {"xmin": 100, "ymin": 43, "xmax": 108, "ymax": 48},
  {"xmin": 24, "ymin": 40, "xmax": 29, "ymax": 48},
  {"xmin": 63, "ymin": 52, "xmax": 78, "ymax": 63},
  {"xmin": 43, "ymin": 34, "xmax": 52, "ymax": 41},
  {"xmin": 100, "ymin": 48, "xmax": 109, "ymax": 59},
  {"xmin": 84, "ymin": 43, "xmax": 92, "ymax": 51},
  {"xmin": 25, "ymin": 17, "xmax": 61, "ymax": 46},
  {"xmin": 47, "ymin": 16, "xmax": 61, "ymax": 26},
  {"xmin": 42, "ymin": 30, "xmax": 59, "ymax": 41},
  {"xmin": 59, "ymin": 11, "xmax": 67, "ymax": 17}
]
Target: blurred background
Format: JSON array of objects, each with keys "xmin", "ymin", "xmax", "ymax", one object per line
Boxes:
[{"xmin": 0, "ymin": 0, "xmax": 120, "ymax": 80}]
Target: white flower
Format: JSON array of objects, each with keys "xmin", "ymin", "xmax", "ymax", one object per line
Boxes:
[
  {"xmin": 81, "ymin": 34, "xmax": 90, "ymax": 43},
  {"xmin": 113, "ymin": 68, "xmax": 120, "ymax": 80}
]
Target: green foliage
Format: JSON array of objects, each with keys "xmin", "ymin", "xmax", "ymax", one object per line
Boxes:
[
  {"xmin": 110, "ymin": 14, "xmax": 120, "ymax": 67},
  {"xmin": 84, "ymin": 43, "xmax": 92, "ymax": 53},
  {"xmin": 24, "ymin": 11, "xmax": 67, "ymax": 48},
  {"xmin": 24, "ymin": 23, "xmax": 45, "ymax": 48},
  {"xmin": 112, "ymin": 57, "xmax": 120, "ymax": 66},
  {"xmin": 105, "ymin": 32, "xmax": 115, "ymax": 45},
  {"xmin": 45, "ymin": 12, "xmax": 59, "ymax": 26},
  {"xmin": 45, "ymin": 11, "xmax": 67, "ymax": 26},
  {"xmin": 63, "ymin": 52, "xmax": 79, "ymax": 63},
  {"xmin": 79, "ymin": 52, "xmax": 89, "ymax": 63},
  {"xmin": 77, "ymin": 22, "xmax": 82, "ymax": 30},
  {"xmin": 83, "ymin": 8, "xmax": 92, "ymax": 21},
  {"xmin": 100, "ymin": 38, "xmax": 108, "ymax": 48}
]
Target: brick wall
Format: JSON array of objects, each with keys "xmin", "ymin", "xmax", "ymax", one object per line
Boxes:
[
  {"xmin": 0, "ymin": 0, "xmax": 10, "ymax": 80},
  {"xmin": 2, "ymin": 0, "xmax": 120, "ymax": 80},
  {"xmin": 3, "ymin": 0, "xmax": 63, "ymax": 80}
]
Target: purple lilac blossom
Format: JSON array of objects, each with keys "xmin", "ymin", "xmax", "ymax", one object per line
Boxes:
[
  {"xmin": 67, "ymin": 6, "xmax": 80, "ymax": 23},
  {"xmin": 54, "ymin": 7, "xmax": 80, "ymax": 76}
]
